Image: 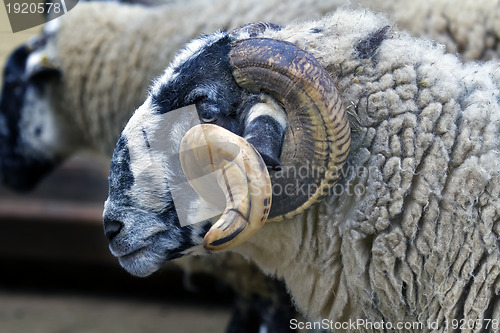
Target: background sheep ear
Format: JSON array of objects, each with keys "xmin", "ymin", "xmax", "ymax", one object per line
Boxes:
[{"xmin": 26, "ymin": 53, "xmax": 61, "ymax": 81}]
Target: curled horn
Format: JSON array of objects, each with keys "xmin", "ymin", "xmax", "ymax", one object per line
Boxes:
[
  {"xmin": 180, "ymin": 34, "xmax": 350, "ymax": 250},
  {"xmin": 229, "ymin": 37, "xmax": 351, "ymax": 221},
  {"xmin": 180, "ymin": 124, "xmax": 272, "ymax": 251}
]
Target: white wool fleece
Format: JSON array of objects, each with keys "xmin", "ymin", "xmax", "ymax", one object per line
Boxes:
[
  {"xmin": 230, "ymin": 8, "xmax": 500, "ymax": 331},
  {"xmin": 368, "ymin": 0, "xmax": 500, "ymax": 61},
  {"xmin": 48, "ymin": 0, "xmax": 500, "ymax": 156}
]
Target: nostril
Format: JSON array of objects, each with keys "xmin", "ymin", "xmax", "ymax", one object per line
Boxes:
[{"xmin": 104, "ymin": 219, "xmax": 123, "ymax": 241}]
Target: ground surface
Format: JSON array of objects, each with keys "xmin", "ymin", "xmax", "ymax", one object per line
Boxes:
[{"xmin": 0, "ymin": 290, "xmax": 230, "ymax": 333}]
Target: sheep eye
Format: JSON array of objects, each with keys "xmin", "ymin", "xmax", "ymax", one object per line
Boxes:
[
  {"xmin": 196, "ymin": 99, "xmax": 218, "ymax": 123},
  {"xmin": 201, "ymin": 115, "xmax": 217, "ymax": 123}
]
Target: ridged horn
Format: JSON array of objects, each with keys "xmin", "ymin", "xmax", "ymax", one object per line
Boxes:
[
  {"xmin": 229, "ymin": 38, "xmax": 351, "ymax": 221},
  {"xmin": 179, "ymin": 124, "xmax": 272, "ymax": 251}
]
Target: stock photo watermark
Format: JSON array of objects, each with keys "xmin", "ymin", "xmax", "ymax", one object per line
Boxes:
[
  {"xmin": 3, "ymin": 0, "xmax": 78, "ymax": 32},
  {"xmin": 290, "ymin": 318, "xmax": 500, "ymax": 331},
  {"xmin": 269, "ymin": 161, "xmax": 377, "ymax": 198}
]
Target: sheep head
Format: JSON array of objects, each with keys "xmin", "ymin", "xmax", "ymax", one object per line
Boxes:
[
  {"xmin": 103, "ymin": 25, "xmax": 350, "ymax": 276},
  {"xmin": 0, "ymin": 28, "xmax": 76, "ymax": 192}
]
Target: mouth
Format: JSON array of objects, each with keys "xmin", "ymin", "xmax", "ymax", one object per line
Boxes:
[
  {"xmin": 112, "ymin": 244, "xmax": 148, "ymax": 260},
  {"xmin": 109, "ymin": 233, "xmax": 187, "ymax": 277},
  {"xmin": 112, "ymin": 243, "xmax": 165, "ymax": 277}
]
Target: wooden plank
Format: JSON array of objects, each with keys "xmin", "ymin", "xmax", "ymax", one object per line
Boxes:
[{"xmin": 0, "ymin": 198, "xmax": 104, "ymax": 225}]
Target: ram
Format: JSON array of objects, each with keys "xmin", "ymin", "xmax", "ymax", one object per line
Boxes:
[
  {"xmin": 0, "ymin": 2, "xmax": 342, "ymax": 332},
  {"xmin": 103, "ymin": 8, "xmax": 500, "ymax": 332}
]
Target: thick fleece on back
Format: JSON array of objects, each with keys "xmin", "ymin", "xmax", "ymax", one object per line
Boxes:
[{"xmin": 231, "ymin": 9, "xmax": 500, "ymax": 331}]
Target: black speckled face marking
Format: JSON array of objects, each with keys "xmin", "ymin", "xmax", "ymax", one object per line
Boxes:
[
  {"xmin": 107, "ymin": 136, "xmax": 134, "ymax": 202},
  {"xmin": 0, "ymin": 45, "xmax": 29, "ymax": 172},
  {"xmin": 0, "ymin": 45, "xmax": 28, "ymax": 141},
  {"xmin": 104, "ymin": 124, "xmax": 212, "ymax": 277},
  {"xmin": 150, "ymin": 32, "xmax": 289, "ymax": 169}
]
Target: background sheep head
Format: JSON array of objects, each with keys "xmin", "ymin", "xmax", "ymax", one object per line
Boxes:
[
  {"xmin": 0, "ymin": 28, "xmax": 81, "ymax": 191},
  {"xmin": 103, "ymin": 26, "xmax": 350, "ymax": 276}
]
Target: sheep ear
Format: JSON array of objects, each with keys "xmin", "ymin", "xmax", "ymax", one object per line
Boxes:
[{"xmin": 26, "ymin": 52, "xmax": 61, "ymax": 80}]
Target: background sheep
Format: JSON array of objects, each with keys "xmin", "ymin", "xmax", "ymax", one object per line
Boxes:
[
  {"xmin": 104, "ymin": 7, "xmax": 500, "ymax": 332},
  {"xmin": 109, "ymin": 0, "xmax": 500, "ymax": 63},
  {"xmin": 114, "ymin": 0, "xmax": 500, "ymax": 63}
]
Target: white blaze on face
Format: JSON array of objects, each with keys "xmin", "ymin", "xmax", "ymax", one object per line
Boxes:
[
  {"xmin": 123, "ymin": 97, "xmax": 175, "ymax": 213},
  {"xmin": 122, "ymin": 98, "xmax": 225, "ymax": 225}
]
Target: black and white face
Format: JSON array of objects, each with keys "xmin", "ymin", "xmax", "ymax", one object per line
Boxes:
[
  {"xmin": 103, "ymin": 31, "xmax": 289, "ymax": 277},
  {"xmin": 103, "ymin": 97, "xmax": 217, "ymax": 277},
  {"xmin": 103, "ymin": 32, "xmax": 242, "ymax": 277},
  {"xmin": 0, "ymin": 41, "xmax": 74, "ymax": 191}
]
